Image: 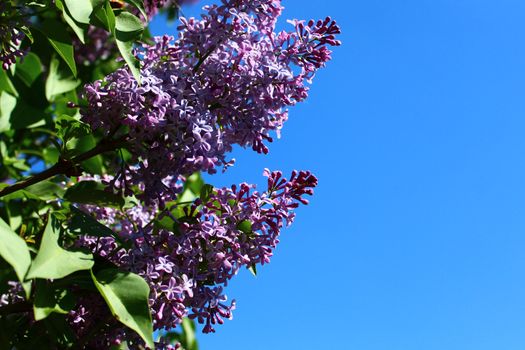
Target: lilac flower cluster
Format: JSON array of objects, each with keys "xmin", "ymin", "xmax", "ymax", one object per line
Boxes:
[
  {"xmin": 73, "ymin": 26, "xmax": 117, "ymax": 65},
  {"xmin": 72, "ymin": 169, "xmax": 317, "ymax": 346},
  {"xmin": 81, "ymin": 0, "xmax": 340, "ymax": 205},
  {"xmin": 0, "ymin": 2, "xmax": 28, "ymax": 70}
]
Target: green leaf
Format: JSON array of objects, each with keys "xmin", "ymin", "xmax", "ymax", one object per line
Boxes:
[
  {"xmin": 63, "ymin": 0, "xmax": 104, "ymax": 24},
  {"xmin": 66, "ymin": 134, "xmax": 105, "ymax": 174},
  {"xmin": 115, "ymin": 12, "xmax": 143, "ymax": 82},
  {"xmin": 43, "ymin": 147, "xmax": 60, "ymax": 165},
  {"xmin": 1, "ymin": 180, "xmax": 65, "ymax": 202},
  {"xmin": 55, "ymin": 0, "xmax": 87, "ymax": 43},
  {"xmin": 24, "ymin": 181, "xmax": 65, "ymax": 201},
  {"xmin": 0, "ymin": 92, "xmax": 17, "ymax": 132},
  {"xmin": 236, "ymin": 220, "xmax": 253, "ymax": 234},
  {"xmin": 186, "ymin": 173, "xmax": 205, "ymax": 196},
  {"xmin": 37, "ymin": 19, "xmax": 77, "ymax": 77},
  {"xmin": 4, "ymin": 51, "xmax": 48, "ymax": 129},
  {"xmin": 46, "ymin": 56, "xmax": 81, "ymax": 101},
  {"xmin": 92, "ymin": 268, "xmax": 154, "ymax": 349},
  {"xmin": 115, "ymin": 11, "xmax": 143, "ymax": 41},
  {"xmin": 247, "ymin": 264, "xmax": 257, "ymax": 277},
  {"xmin": 0, "ymin": 69, "xmax": 18, "ymax": 96},
  {"xmin": 166, "ymin": 5, "xmax": 181, "ymax": 22},
  {"xmin": 92, "ymin": 1, "xmax": 116, "ymax": 34},
  {"xmin": 64, "ymin": 181, "xmax": 125, "ymax": 207},
  {"xmin": 30, "ymin": 181, "xmax": 64, "ymax": 197},
  {"xmin": 33, "ymin": 280, "xmax": 75, "ymax": 321},
  {"xmin": 123, "ymin": 0, "xmax": 147, "ymax": 20},
  {"xmin": 20, "ymin": 26, "xmax": 34, "ymax": 43},
  {"xmin": 181, "ymin": 318, "xmax": 198, "ymax": 350},
  {"xmin": 69, "ymin": 207, "xmax": 128, "ymax": 247},
  {"xmin": 26, "ymin": 217, "xmax": 94, "ymax": 280},
  {"xmin": 0, "ymin": 96, "xmax": 47, "ymax": 130},
  {"xmin": 0, "ymin": 218, "xmax": 31, "ymax": 298},
  {"xmin": 15, "ymin": 52, "xmax": 42, "ymax": 87},
  {"xmin": 55, "ymin": 115, "xmax": 91, "ymax": 143},
  {"xmin": 106, "ymin": 2, "xmax": 116, "ymax": 34},
  {"xmin": 199, "ymin": 184, "xmax": 214, "ymax": 202}
]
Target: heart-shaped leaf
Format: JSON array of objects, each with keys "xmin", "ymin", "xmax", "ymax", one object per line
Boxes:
[
  {"xmin": 92, "ymin": 268, "xmax": 154, "ymax": 349},
  {"xmin": 26, "ymin": 217, "xmax": 94, "ymax": 280}
]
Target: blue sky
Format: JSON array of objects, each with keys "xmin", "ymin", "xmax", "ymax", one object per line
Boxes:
[{"xmin": 153, "ymin": 1, "xmax": 525, "ymax": 349}]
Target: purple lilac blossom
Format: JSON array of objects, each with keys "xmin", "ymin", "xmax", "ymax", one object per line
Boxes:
[
  {"xmin": 0, "ymin": 2, "xmax": 28, "ymax": 70},
  {"xmin": 71, "ymin": 169, "xmax": 317, "ymax": 346},
  {"xmin": 81, "ymin": 0, "xmax": 340, "ymax": 205}
]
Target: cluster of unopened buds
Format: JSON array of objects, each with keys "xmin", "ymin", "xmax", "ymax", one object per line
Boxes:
[{"xmin": 0, "ymin": 2, "xmax": 28, "ymax": 70}]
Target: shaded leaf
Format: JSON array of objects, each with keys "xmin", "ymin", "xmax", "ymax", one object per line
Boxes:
[
  {"xmin": 66, "ymin": 134, "xmax": 105, "ymax": 174},
  {"xmin": 92, "ymin": 1, "xmax": 116, "ymax": 34},
  {"xmin": 15, "ymin": 52, "xmax": 42, "ymax": 87},
  {"xmin": 64, "ymin": 181, "xmax": 125, "ymax": 207},
  {"xmin": 33, "ymin": 280, "xmax": 75, "ymax": 321},
  {"xmin": 199, "ymin": 184, "xmax": 214, "ymax": 202},
  {"xmin": 69, "ymin": 207, "xmax": 128, "ymax": 247},
  {"xmin": 55, "ymin": 115, "xmax": 91, "ymax": 143},
  {"xmin": 37, "ymin": 19, "xmax": 77, "ymax": 76}
]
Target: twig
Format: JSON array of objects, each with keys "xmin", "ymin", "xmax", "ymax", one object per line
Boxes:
[{"xmin": 0, "ymin": 137, "xmax": 129, "ymax": 199}]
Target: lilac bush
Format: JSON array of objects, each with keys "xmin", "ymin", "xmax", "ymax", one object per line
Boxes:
[{"xmin": 0, "ymin": 0, "xmax": 339, "ymax": 348}]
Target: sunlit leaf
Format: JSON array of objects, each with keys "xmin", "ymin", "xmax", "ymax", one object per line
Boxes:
[
  {"xmin": 26, "ymin": 217, "xmax": 94, "ymax": 280},
  {"xmin": 92, "ymin": 268, "xmax": 154, "ymax": 348},
  {"xmin": 0, "ymin": 218, "xmax": 31, "ymax": 297}
]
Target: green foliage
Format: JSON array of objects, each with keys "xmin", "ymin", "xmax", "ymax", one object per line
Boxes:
[
  {"xmin": 33, "ymin": 280, "xmax": 75, "ymax": 321},
  {"xmin": 64, "ymin": 181, "xmax": 125, "ymax": 207},
  {"xmin": 115, "ymin": 11, "xmax": 144, "ymax": 82},
  {"xmin": 69, "ymin": 206, "xmax": 128, "ymax": 247},
  {"xmin": 37, "ymin": 19, "xmax": 78, "ymax": 76},
  {"xmin": 164, "ymin": 318, "xmax": 199, "ymax": 350},
  {"xmin": 26, "ymin": 217, "xmax": 94, "ymax": 280},
  {"xmin": 0, "ymin": 218, "xmax": 32, "ymax": 297},
  {"xmin": 45, "ymin": 56, "xmax": 81, "ymax": 101},
  {"xmin": 92, "ymin": 268, "xmax": 154, "ymax": 348},
  {"xmin": 154, "ymin": 173, "xmax": 211, "ymax": 233}
]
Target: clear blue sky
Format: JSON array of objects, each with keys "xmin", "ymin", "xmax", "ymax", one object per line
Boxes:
[{"xmin": 153, "ymin": 1, "xmax": 525, "ymax": 349}]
